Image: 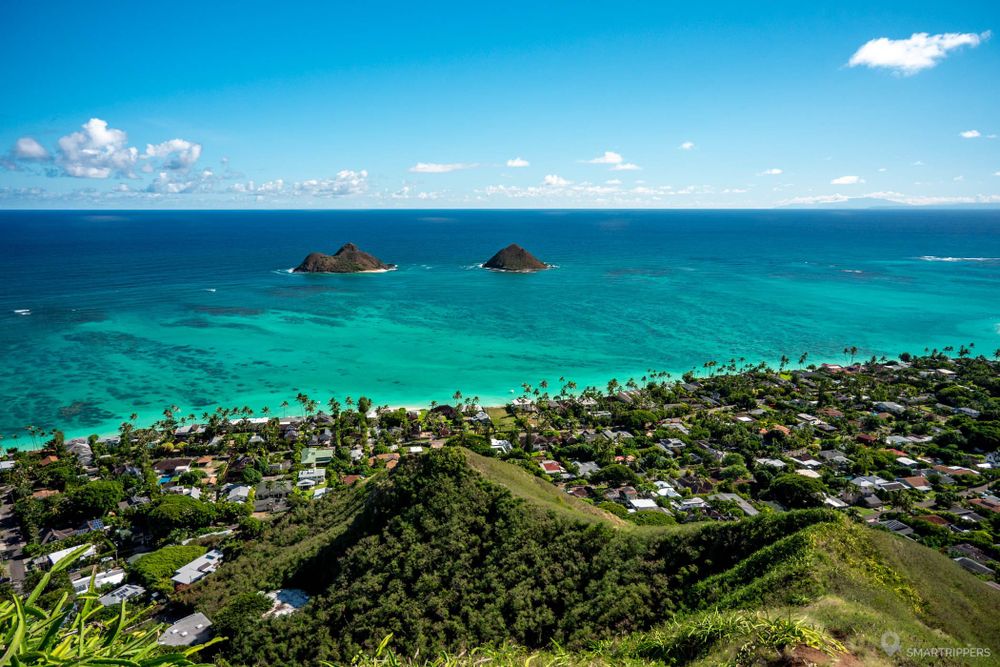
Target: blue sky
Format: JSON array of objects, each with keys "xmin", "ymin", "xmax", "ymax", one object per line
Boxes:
[{"xmin": 1, "ymin": 1, "xmax": 998, "ymax": 208}]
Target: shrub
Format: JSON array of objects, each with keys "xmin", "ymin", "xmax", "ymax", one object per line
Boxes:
[{"xmin": 130, "ymin": 544, "xmax": 208, "ymax": 594}]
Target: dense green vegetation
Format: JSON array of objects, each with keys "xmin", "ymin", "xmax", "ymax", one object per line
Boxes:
[
  {"xmin": 185, "ymin": 448, "xmax": 999, "ymax": 666},
  {"xmin": 0, "ymin": 546, "xmax": 218, "ymax": 666},
  {"xmin": 130, "ymin": 544, "xmax": 208, "ymax": 594}
]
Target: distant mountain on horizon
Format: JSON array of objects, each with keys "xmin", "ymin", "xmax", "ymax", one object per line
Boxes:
[{"xmin": 781, "ymin": 198, "xmax": 1000, "ymax": 210}]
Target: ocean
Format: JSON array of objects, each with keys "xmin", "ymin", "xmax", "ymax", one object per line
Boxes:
[{"xmin": 2, "ymin": 209, "xmax": 999, "ymax": 443}]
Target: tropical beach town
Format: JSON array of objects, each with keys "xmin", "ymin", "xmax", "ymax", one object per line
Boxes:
[
  {"xmin": 4, "ymin": 0, "xmax": 1000, "ymax": 664},
  {"xmin": 1, "ymin": 345, "xmax": 998, "ymax": 662}
]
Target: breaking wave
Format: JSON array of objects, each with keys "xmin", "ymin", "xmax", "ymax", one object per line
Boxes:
[{"xmin": 917, "ymin": 256, "xmax": 1000, "ymax": 263}]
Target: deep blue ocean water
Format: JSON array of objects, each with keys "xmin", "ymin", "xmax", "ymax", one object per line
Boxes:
[{"xmin": 2, "ymin": 209, "xmax": 999, "ymax": 442}]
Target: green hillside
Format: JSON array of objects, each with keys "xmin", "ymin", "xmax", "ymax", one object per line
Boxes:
[{"xmin": 190, "ymin": 449, "xmax": 1000, "ymax": 666}]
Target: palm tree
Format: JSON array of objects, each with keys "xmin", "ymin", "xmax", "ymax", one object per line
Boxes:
[
  {"xmin": 606, "ymin": 378, "xmax": 620, "ymax": 396},
  {"xmin": 295, "ymin": 392, "xmax": 310, "ymax": 418}
]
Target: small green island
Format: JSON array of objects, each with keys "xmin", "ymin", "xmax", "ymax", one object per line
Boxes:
[
  {"xmin": 482, "ymin": 243, "xmax": 549, "ymax": 272},
  {"xmin": 293, "ymin": 243, "xmax": 395, "ymax": 273}
]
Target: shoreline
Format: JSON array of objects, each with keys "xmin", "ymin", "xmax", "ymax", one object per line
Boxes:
[{"xmin": 1, "ymin": 353, "xmax": 878, "ymax": 449}]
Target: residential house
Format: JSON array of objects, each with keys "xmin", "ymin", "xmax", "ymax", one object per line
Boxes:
[
  {"xmin": 158, "ymin": 613, "xmax": 213, "ymax": 647},
  {"xmin": 171, "ymin": 550, "xmax": 223, "ymax": 587}
]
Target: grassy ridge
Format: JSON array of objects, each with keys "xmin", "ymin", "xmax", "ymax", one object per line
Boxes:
[
  {"xmin": 460, "ymin": 449, "xmax": 627, "ymax": 526},
  {"xmin": 190, "ymin": 449, "xmax": 999, "ymax": 666}
]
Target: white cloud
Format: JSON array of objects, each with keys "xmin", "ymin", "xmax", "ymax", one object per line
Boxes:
[
  {"xmin": 506, "ymin": 157, "xmax": 530, "ymax": 167},
  {"xmin": 231, "ymin": 172, "xmax": 366, "ymax": 198},
  {"xmin": 56, "ymin": 118, "xmax": 139, "ymax": 178},
  {"xmin": 960, "ymin": 130, "xmax": 981, "ymax": 139},
  {"xmin": 294, "ymin": 170, "xmax": 369, "ymax": 196},
  {"xmin": 146, "ymin": 171, "xmax": 198, "ymax": 194},
  {"xmin": 145, "ymin": 138, "xmax": 202, "ymax": 169},
  {"xmin": 831, "ymin": 175, "xmax": 864, "ymax": 185},
  {"xmin": 848, "ymin": 31, "xmax": 990, "ymax": 75},
  {"xmin": 759, "ymin": 168, "xmax": 783, "ymax": 175},
  {"xmin": 994, "ymin": 171, "xmax": 1000, "ymax": 176},
  {"xmin": 606, "ymin": 179, "xmax": 622, "ymax": 185},
  {"xmin": 878, "ymin": 167, "xmax": 888, "ymax": 172},
  {"xmin": 408, "ymin": 162, "xmax": 476, "ymax": 173},
  {"xmin": 679, "ymin": 141, "xmax": 695, "ymax": 150},
  {"xmin": 611, "ymin": 162, "xmax": 641, "ymax": 171},
  {"xmin": 586, "ymin": 151, "xmax": 623, "ymax": 165},
  {"xmin": 543, "ymin": 174, "xmax": 571, "ymax": 186},
  {"xmin": 13, "ymin": 137, "xmax": 48, "ymax": 160},
  {"xmin": 230, "ymin": 179, "xmax": 286, "ymax": 195}
]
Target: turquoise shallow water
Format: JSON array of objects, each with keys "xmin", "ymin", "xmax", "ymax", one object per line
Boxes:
[{"xmin": 1, "ymin": 209, "xmax": 999, "ymax": 443}]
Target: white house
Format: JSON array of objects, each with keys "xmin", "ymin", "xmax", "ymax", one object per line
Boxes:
[
  {"xmin": 629, "ymin": 498, "xmax": 659, "ymax": 511},
  {"xmin": 171, "ymin": 549, "xmax": 223, "ymax": 586},
  {"xmin": 72, "ymin": 568, "xmax": 126, "ymax": 594},
  {"xmin": 48, "ymin": 544, "xmax": 96, "ymax": 568}
]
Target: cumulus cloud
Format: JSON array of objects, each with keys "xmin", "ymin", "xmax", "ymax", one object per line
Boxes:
[
  {"xmin": 679, "ymin": 141, "xmax": 695, "ymax": 150},
  {"xmin": 408, "ymin": 162, "xmax": 476, "ymax": 173},
  {"xmin": 585, "ymin": 151, "xmax": 623, "ymax": 165},
  {"xmin": 759, "ymin": 168, "xmax": 783, "ymax": 175},
  {"xmin": 146, "ymin": 172, "xmax": 197, "ymax": 194},
  {"xmin": 960, "ymin": 130, "xmax": 981, "ymax": 139},
  {"xmin": 55, "ymin": 118, "xmax": 140, "ymax": 178},
  {"xmin": 848, "ymin": 31, "xmax": 989, "ymax": 75},
  {"xmin": 543, "ymin": 174, "xmax": 571, "ymax": 186},
  {"xmin": 506, "ymin": 157, "xmax": 530, "ymax": 167},
  {"xmin": 13, "ymin": 137, "xmax": 49, "ymax": 160},
  {"xmin": 831, "ymin": 175, "xmax": 864, "ymax": 185},
  {"xmin": 611, "ymin": 162, "xmax": 641, "ymax": 171},
  {"xmin": 229, "ymin": 179, "xmax": 286, "ymax": 195},
  {"xmin": 145, "ymin": 139, "xmax": 203, "ymax": 169},
  {"xmin": 229, "ymin": 170, "xmax": 368, "ymax": 198},
  {"xmin": 294, "ymin": 170, "xmax": 369, "ymax": 196}
]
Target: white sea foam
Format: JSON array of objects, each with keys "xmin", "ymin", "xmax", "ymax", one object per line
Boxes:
[
  {"xmin": 841, "ymin": 269, "xmax": 863, "ymax": 274},
  {"xmin": 13, "ymin": 309, "xmax": 31, "ymax": 315},
  {"xmin": 279, "ymin": 266, "xmax": 397, "ymax": 275},
  {"xmin": 917, "ymin": 256, "xmax": 1000, "ymax": 263},
  {"xmin": 204, "ymin": 288, "xmax": 217, "ymax": 293}
]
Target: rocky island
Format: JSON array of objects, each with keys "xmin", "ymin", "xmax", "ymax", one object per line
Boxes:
[
  {"xmin": 293, "ymin": 243, "xmax": 396, "ymax": 273},
  {"xmin": 482, "ymin": 243, "xmax": 549, "ymax": 272}
]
